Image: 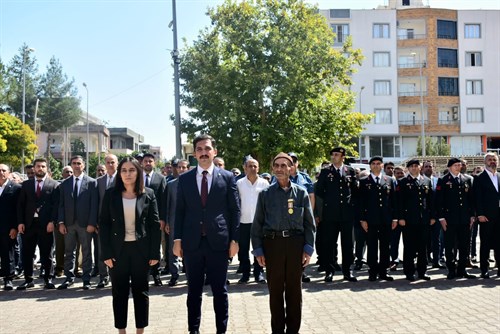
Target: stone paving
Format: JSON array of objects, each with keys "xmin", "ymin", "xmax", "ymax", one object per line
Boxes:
[{"xmin": 1, "ymin": 255, "xmax": 498, "ymax": 334}]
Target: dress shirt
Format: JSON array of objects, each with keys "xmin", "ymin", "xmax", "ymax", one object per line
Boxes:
[
  {"xmin": 332, "ymin": 164, "xmax": 344, "ymax": 176},
  {"xmin": 370, "ymin": 173, "xmax": 382, "ymax": 183},
  {"xmin": 485, "ymin": 169, "xmax": 499, "ymax": 192},
  {"xmin": 73, "ymin": 173, "xmax": 84, "ymax": 195},
  {"xmin": 237, "ymin": 176, "xmax": 269, "ymax": 224},
  {"xmin": 0, "ymin": 179, "xmax": 9, "ymax": 196},
  {"xmin": 34, "ymin": 176, "xmax": 47, "ymax": 193},
  {"xmin": 123, "ymin": 198, "xmax": 137, "ymax": 241},
  {"xmin": 106, "ymin": 172, "xmax": 117, "ymax": 189},
  {"xmin": 196, "ymin": 164, "xmax": 215, "ymax": 195}
]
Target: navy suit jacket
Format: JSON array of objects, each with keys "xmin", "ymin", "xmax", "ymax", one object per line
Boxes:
[
  {"xmin": 174, "ymin": 166, "xmax": 240, "ymax": 252},
  {"xmin": 58, "ymin": 174, "xmax": 99, "ymax": 228},
  {"xmin": 17, "ymin": 178, "xmax": 59, "ymax": 228},
  {"xmin": 0, "ymin": 180, "xmax": 21, "ymax": 233}
]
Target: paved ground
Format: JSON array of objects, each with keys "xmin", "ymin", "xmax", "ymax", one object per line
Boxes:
[{"xmin": 1, "ymin": 255, "xmax": 498, "ymax": 334}]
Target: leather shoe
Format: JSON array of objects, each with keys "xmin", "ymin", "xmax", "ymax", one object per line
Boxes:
[
  {"xmin": 379, "ymin": 273, "xmax": 394, "ymax": 281},
  {"xmin": 301, "ymin": 273, "xmax": 311, "ymax": 283},
  {"xmin": 238, "ymin": 275, "xmax": 250, "ymax": 284},
  {"xmin": 480, "ymin": 272, "xmax": 490, "ymax": 279},
  {"xmin": 255, "ymin": 273, "xmax": 266, "ymax": 284},
  {"xmin": 189, "ymin": 331, "xmax": 200, "ymax": 334},
  {"xmin": 458, "ymin": 272, "xmax": 476, "ymax": 279},
  {"xmin": 368, "ymin": 274, "xmax": 378, "ymax": 282},
  {"xmin": 57, "ymin": 280, "xmax": 74, "ymax": 290},
  {"xmin": 447, "ymin": 272, "xmax": 456, "ymax": 280},
  {"xmin": 168, "ymin": 274, "xmax": 179, "ymax": 286},
  {"xmin": 343, "ymin": 274, "xmax": 357, "ymax": 282},
  {"xmin": 324, "ymin": 272, "xmax": 333, "ymax": 282},
  {"xmin": 3, "ymin": 280, "xmax": 13, "ymax": 291},
  {"xmin": 96, "ymin": 278, "xmax": 109, "ymax": 288},
  {"xmin": 418, "ymin": 274, "xmax": 431, "ymax": 281},
  {"xmin": 17, "ymin": 280, "xmax": 35, "ymax": 290},
  {"xmin": 153, "ymin": 275, "xmax": 163, "ymax": 286},
  {"xmin": 44, "ymin": 279, "xmax": 56, "ymax": 289},
  {"xmin": 406, "ymin": 275, "xmax": 416, "ymax": 282},
  {"xmin": 83, "ymin": 281, "xmax": 92, "ymax": 290}
]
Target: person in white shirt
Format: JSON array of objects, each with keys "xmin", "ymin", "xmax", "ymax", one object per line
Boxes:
[{"xmin": 236, "ymin": 157, "xmax": 269, "ymax": 284}]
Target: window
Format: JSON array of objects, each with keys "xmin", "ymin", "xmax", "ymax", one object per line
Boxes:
[
  {"xmin": 437, "ymin": 20, "xmax": 457, "ymax": 39},
  {"xmin": 465, "ymin": 24, "xmax": 481, "ymax": 38},
  {"xmin": 466, "ymin": 80, "xmax": 483, "ymax": 95},
  {"xmin": 437, "ymin": 48, "xmax": 458, "ymax": 68},
  {"xmin": 373, "ymin": 52, "xmax": 390, "ymax": 67},
  {"xmin": 331, "ymin": 24, "xmax": 349, "ymax": 44},
  {"xmin": 374, "ymin": 109, "xmax": 391, "ymax": 124},
  {"xmin": 374, "ymin": 80, "xmax": 391, "ymax": 95},
  {"xmin": 369, "ymin": 137, "xmax": 400, "ymax": 157},
  {"xmin": 465, "ymin": 52, "xmax": 482, "ymax": 66},
  {"xmin": 373, "ymin": 24, "xmax": 390, "ymax": 38},
  {"xmin": 467, "ymin": 108, "xmax": 484, "ymax": 123},
  {"xmin": 438, "ymin": 77, "xmax": 459, "ymax": 96},
  {"xmin": 399, "ymin": 83, "xmax": 416, "ymax": 96},
  {"xmin": 402, "ymin": 0, "xmax": 410, "ymax": 5},
  {"xmin": 329, "ymin": 9, "xmax": 350, "ymax": 18}
]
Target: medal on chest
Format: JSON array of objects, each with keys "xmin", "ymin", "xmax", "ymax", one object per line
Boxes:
[{"xmin": 288, "ymin": 198, "xmax": 294, "ymax": 215}]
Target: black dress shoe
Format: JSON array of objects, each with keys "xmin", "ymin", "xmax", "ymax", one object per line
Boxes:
[
  {"xmin": 480, "ymin": 272, "xmax": 490, "ymax": 279},
  {"xmin": 458, "ymin": 272, "xmax": 476, "ymax": 279},
  {"xmin": 238, "ymin": 275, "xmax": 250, "ymax": 284},
  {"xmin": 153, "ymin": 275, "xmax": 163, "ymax": 286},
  {"xmin": 3, "ymin": 280, "xmax": 14, "ymax": 291},
  {"xmin": 447, "ymin": 272, "xmax": 456, "ymax": 280},
  {"xmin": 255, "ymin": 273, "xmax": 266, "ymax": 284},
  {"xmin": 333, "ymin": 263, "xmax": 342, "ymax": 271},
  {"xmin": 96, "ymin": 278, "xmax": 109, "ymax": 288},
  {"xmin": 44, "ymin": 279, "xmax": 56, "ymax": 289},
  {"xmin": 418, "ymin": 274, "xmax": 431, "ymax": 281},
  {"xmin": 379, "ymin": 273, "xmax": 394, "ymax": 281},
  {"xmin": 406, "ymin": 275, "xmax": 416, "ymax": 282},
  {"xmin": 189, "ymin": 331, "xmax": 200, "ymax": 334},
  {"xmin": 343, "ymin": 274, "xmax": 357, "ymax": 282},
  {"xmin": 57, "ymin": 280, "xmax": 74, "ymax": 290},
  {"xmin": 17, "ymin": 280, "xmax": 35, "ymax": 290},
  {"xmin": 83, "ymin": 281, "xmax": 92, "ymax": 290},
  {"xmin": 368, "ymin": 274, "xmax": 378, "ymax": 282},
  {"xmin": 353, "ymin": 263, "xmax": 363, "ymax": 271},
  {"xmin": 301, "ymin": 273, "xmax": 311, "ymax": 283},
  {"xmin": 324, "ymin": 272, "xmax": 333, "ymax": 282}
]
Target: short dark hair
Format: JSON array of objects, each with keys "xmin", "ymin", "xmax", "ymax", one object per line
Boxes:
[
  {"xmin": 70, "ymin": 155, "xmax": 84, "ymax": 164},
  {"xmin": 115, "ymin": 157, "xmax": 144, "ymax": 195},
  {"xmin": 193, "ymin": 134, "xmax": 216, "ymax": 149},
  {"xmin": 384, "ymin": 161, "xmax": 395, "ymax": 168},
  {"xmin": 25, "ymin": 164, "xmax": 34, "ymax": 169},
  {"xmin": 33, "ymin": 158, "xmax": 48, "ymax": 166},
  {"xmin": 177, "ymin": 159, "xmax": 190, "ymax": 167}
]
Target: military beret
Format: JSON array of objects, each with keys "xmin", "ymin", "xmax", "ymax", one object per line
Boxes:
[
  {"xmin": 447, "ymin": 157, "xmax": 462, "ymax": 167},
  {"xmin": 274, "ymin": 152, "xmax": 294, "ymax": 166},
  {"xmin": 369, "ymin": 156, "xmax": 383, "ymax": 164},
  {"xmin": 330, "ymin": 147, "xmax": 346, "ymax": 156},
  {"xmin": 406, "ymin": 159, "xmax": 420, "ymax": 168}
]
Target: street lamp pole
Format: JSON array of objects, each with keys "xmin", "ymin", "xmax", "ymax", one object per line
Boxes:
[
  {"xmin": 172, "ymin": 0, "xmax": 182, "ymax": 158},
  {"xmin": 82, "ymin": 82, "xmax": 89, "ymax": 173},
  {"xmin": 21, "ymin": 47, "xmax": 35, "ymax": 172}
]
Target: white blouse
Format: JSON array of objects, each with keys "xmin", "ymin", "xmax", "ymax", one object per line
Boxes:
[{"xmin": 123, "ymin": 197, "xmax": 137, "ymax": 241}]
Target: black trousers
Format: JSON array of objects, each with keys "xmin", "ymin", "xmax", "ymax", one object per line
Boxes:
[
  {"xmin": 264, "ymin": 236, "xmax": 304, "ymax": 334},
  {"xmin": 110, "ymin": 241, "xmax": 150, "ymax": 329},
  {"xmin": 402, "ymin": 224, "xmax": 428, "ymax": 277},
  {"xmin": 0, "ymin": 233, "xmax": 15, "ymax": 279},
  {"xmin": 238, "ymin": 223, "xmax": 263, "ymax": 277},
  {"xmin": 428, "ymin": 222, "xmax": 443, "ymax": 264},
  {"xmin": 21, "ymin": 219, "xmax": 54, "ymax": 279},
  {"xmin": 479, "ymin": 213, "xmax": 500, "ymax": 274},
  {"xmin": 366, "ymin": 223, "xmax": 391, "ymax": 276},
  {"xmin": 444, "ymin": 224, "xmax": 471, "ymax": 275},
  {"xmin": 321, "ymin": 220, "xmax": 353, "ymax": 274}
]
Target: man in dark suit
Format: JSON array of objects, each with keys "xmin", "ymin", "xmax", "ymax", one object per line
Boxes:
[
  {"xmin": 174, "ymin": 134, "xmax": 240, "ymax": 334},
  {"xmin": 396, "ymin": 159, "xmax": 433, "ymax": 281},
  {"xmin": 57, "ymin": 155, "xmax": 99, "ymax": 290},
  {"xmin": 142, "ymin": 152, "xmax": 166, "ymax": 286},
  {"xmin": 473, "ymin": 152, "xmax": 499, "ymax": 279},
  {"xmin": 0, "ymin": 164, "xmax": 21, "ymax": 290},
  {"xmin": 315, "ymin": 147, "xmax": 358, "ymax": 282},
  {"xmin": 95, "ymin": 153, "xmax": 118, "ymax": 288},
  {"xmin": 436, "ymin": 158, "xmax": 476, "ymax": 279},
  {"xmin": 16, "ymin": 158, "xmax": 59, "ymax": 289},
  {"xmin": 359, "ymin": 156, "xmax": 398, "ymax": 282}
]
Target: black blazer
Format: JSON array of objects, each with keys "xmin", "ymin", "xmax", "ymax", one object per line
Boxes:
[
  {"xmin": 0, "ymin": 180, "xmax": 21, "ymax": 233},
  {"xmin": 358, "ymin": 175, "xmax": 397, "ymax": 224},
  {"xmin": 435, "ymin": 173, "xmax": 474, "ymax": 224},
  {"xmin": 473, "ymin": 170, "xmax": 500, "ymax": 221},
  {"xmin": 145, "ymin": 171, "xmax": 166, "ymax": 221},
  {"xmin": 99, "ymin": 187, "xmax": 161, "ymax": 262},
  {"xmin": 17, "ymin": 178, "xmax": 59, "ymax": 228},
  {"xmin": 396, "ymin": 175, "xmax": 433, "ymax": 224},
  {"xmin": 58, "ymin": 174, "xmax": 99, "ymax": 227}
]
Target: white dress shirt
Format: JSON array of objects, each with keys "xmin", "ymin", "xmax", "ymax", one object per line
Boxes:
[
  {"xmin": 196, "ymin": 164, "xmax": 215, "ymax": 195},
  {"xmin": 237, "ymin": 176, "xmax": 269, "ymax": 224}
]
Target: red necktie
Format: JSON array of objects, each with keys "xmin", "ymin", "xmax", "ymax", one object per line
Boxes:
[{"xmin": 36, "ymin": 180, "xmax": 42, "ymax": 198}]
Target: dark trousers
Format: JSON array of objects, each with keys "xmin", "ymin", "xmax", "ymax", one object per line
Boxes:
[
  {"xmin": 390, "ymin": 225, "xmax": 402, "ymax": 263},
  {"xmin": 238, "ymin": 223, "xmax": 263, "ymax": 277},
  {"xmin": 366, "ymin": 223, "xmax": 391, "ymax": 276},
  {"xmin": 321, "ymin": 220, "xmax": 353, "ymax": 274},
  {"xmin": 264, "ymin": 236, "xmax": 304, "ymax": 334},
  {"xmin": 402, "ymin": 224, "xmax": 428, "ymax": 277},
  {"xmin": 110, "ymin": 241, "xmax": 150, "ymax": 329},
  {"xmin": 354, "ymin": 223, "xmax": 366, "ymax": 265},
  {"xmin": 184, "ymin": 237, "xmax": 229, "ymax": 333},
  {"xmin": 479, "ymin": 215, "xmax": 500, "ymax": 274},
  {"xmin": 444, "ymin": 224, "xmax": 471, "ymax": 275},
  {"xmin": 21, "ymin": 219, "xmax": 54, "ymax": 279},
  {"xmin": 0, "ymin": 234, "xmax": 15, "ymax": 279},
  {"xmin": 93, "ymin": 231, "xmax": 108, "ymax": 279},
  {"xmin": 428, "ymin": 222, "xmax": 443, "ymax": 264}
]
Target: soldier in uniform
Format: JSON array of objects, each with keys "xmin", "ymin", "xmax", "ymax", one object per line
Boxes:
[
  {"xmin": 359, "ymin": 156, "xmax": 398, "ymax": 282},
  {"xmin": 396, "ymin": 159, "xmax": 433, "ymax": 281},
  {"xmin": 435, "ymin": 158, "xmax": 476, "ymax": 279},
  {"xmin": 315, "ymin": 147, "xmax": 358, "ymax": 282}
]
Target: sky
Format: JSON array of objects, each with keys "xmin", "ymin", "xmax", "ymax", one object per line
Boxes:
[{"xmin": 1, "ymin": 0, "xmax": 499, "ymax": 160}]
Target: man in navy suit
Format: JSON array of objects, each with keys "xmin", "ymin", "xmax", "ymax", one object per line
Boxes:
[
  {"xmin": 174, "ymin": 134, "xmax": 240, "ymax": 334},
  {"xmin": 57, "ymin": 155, "xmax": 99, "ymax": 290}
]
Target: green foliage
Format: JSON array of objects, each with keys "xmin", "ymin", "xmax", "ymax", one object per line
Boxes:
[
  {"xmin": 417, "ymin": 136, "xmax": 451, "ymax": 156},
  {"xmin": 0, "ymin": 112, "xmax": 37, "ymax": 170},
  {"xmin": 48, "ymin": 153, "xmax": 62, "ymax": 180},
  {"xmin": 178, "ymin": 0, "xmax": 372, "ymax": 170},
  {"xmin": 71, "ymin": 137, "xmax": 86, "ymax": 157}
]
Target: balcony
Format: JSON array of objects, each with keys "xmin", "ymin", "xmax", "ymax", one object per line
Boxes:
[
  {"xmin": 398, "ymin": 62, "xmax": 426, "ymax": 69},
  {"xmin": 397, "ymin": 33, "xmax": 426, "ymax": 40},
  {"xmin": 399, "ymin": 119, "xmax": 428, "ymax": 126},
  {"xmin": 398, "ymin": 91, "xmax": 427, "ymax": 97}
]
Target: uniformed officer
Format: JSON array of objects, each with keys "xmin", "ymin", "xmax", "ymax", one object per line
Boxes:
[
  {"xmin": 435, "ymin": 158, "xmax": 476, "ymax": 279},
  {"xmin": 359, "ymin": 156, "xmax": 398, "ymax": 282},
  {"xmin": 396, "ymin": 159, "xmax": 433, "ymax": 281},
  {"xmin": 315, "ymin": 147, "xmax": 358, "ymax": 282}
]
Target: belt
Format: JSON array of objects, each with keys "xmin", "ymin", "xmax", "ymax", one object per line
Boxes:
[{"xmin": 263, "ymin": 230, "xmax": 303, "ymax": 239}]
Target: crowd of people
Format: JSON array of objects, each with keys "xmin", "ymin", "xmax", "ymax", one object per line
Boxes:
[{"xmin": 0, "ymin": 135, "xmax": 499, "ymax": 334}]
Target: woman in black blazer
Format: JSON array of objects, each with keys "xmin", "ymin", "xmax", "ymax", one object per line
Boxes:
[{"xmin": 99, "ymin": 157, "xmax": 161, "ymax": 334}]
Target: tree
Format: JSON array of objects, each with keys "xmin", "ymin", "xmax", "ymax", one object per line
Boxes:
[
  {"xmin": 0, "ymin": 112, "xmax": 37, "ymax": 170},
  {"xmin": 417, "ymin": 136, "xmax": 451, "ymax": 156},
  {"xmin": 38, "ymin": 57, "xmax": 82, "ymax": 158},
  {"xmin": 71, "ymin": 137, "xmax": 86, "ymax": 157},
  {"xmin": 178, "ymin": 0, "xmax": 372, "ymax": 169}
]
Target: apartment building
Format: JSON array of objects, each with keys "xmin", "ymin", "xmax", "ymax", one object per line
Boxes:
[{"xmin": 320, "ymin": 0, "xmax": 500, "ymax": 163}]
